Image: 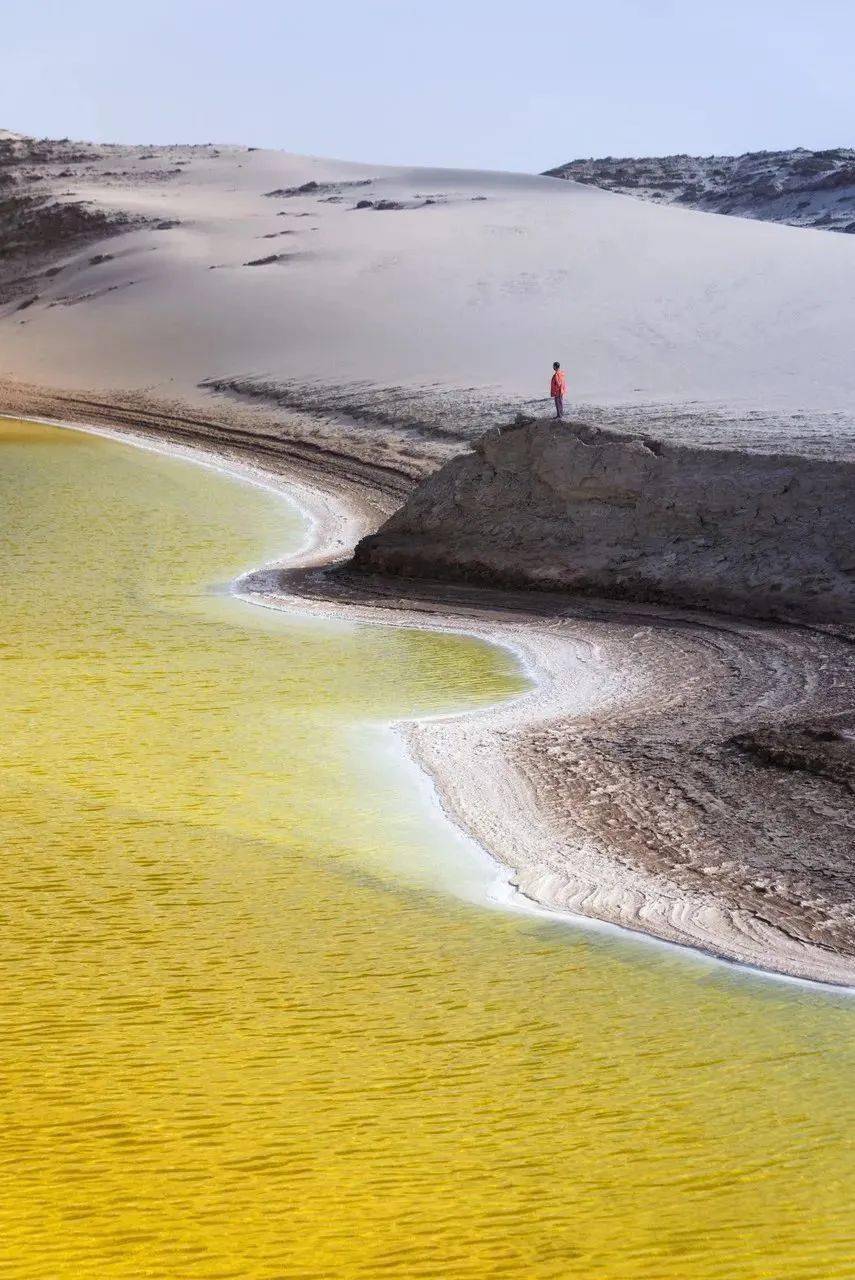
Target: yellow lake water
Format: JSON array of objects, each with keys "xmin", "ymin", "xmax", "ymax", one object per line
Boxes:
[{"xmin": 1, "ymin": 418, "xmax": 853, "ymax": 1280}]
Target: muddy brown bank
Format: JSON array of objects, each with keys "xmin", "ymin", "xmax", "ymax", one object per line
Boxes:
[{"xmin": 3, "ymin": 376, "xmax": 853, "ymax": 986}]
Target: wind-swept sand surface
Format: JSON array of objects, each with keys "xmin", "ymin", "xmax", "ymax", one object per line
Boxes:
[
  {"xmin": 3, "ymin": 132, "xmax": 855, "ymax": 454},
  {"xmin": 1, "ymin": 133, "xmax": 853, "ymax": 982}
]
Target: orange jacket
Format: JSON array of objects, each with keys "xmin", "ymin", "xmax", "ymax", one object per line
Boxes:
[{"xmin": 550, "ymin": 370, "xmax": 567, "ymax": 397}]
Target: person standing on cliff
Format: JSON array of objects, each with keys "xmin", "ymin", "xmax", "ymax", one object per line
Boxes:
[{"xmin": 550, "ymin": 361, "xmax": 567, "ymax": 418}]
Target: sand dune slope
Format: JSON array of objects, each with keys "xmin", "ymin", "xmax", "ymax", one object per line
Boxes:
[{"xmin": 1, "ymin": 137, "xmax": 855, "ymax": 457}]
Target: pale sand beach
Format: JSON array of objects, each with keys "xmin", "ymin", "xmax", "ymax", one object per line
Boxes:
[{"xmin": 1, "ymin": 133, "xmax": 853, "ymax": 984}]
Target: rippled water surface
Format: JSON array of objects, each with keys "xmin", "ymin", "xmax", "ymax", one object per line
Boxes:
[{"xmin": 1, "ymin": 418, "xmax": 853, "ymax": 1279}]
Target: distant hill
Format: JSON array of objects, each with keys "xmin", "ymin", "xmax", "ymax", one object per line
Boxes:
[{"xmin": 544, "ymin": 148, "xmax": 855, "ymax": 233}]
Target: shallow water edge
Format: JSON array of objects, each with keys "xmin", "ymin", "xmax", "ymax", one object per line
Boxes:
[{"xmin": 7, "ymin": 410, "xmax": 855, "ymax": 990}]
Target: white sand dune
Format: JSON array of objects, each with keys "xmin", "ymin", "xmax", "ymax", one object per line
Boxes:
[{"xmin": 2, "ymin": 140, "xmax": 855, "ymax": 456}]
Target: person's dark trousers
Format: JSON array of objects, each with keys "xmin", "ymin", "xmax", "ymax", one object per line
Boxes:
[{"xmin": 553, "ymin": 394, "xmax": 564, "ymax": 418}]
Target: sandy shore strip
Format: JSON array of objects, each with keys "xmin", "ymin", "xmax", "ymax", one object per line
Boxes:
[{"xmin": 5, "ymin": 404, "xmax": 854, "ymax": 988}]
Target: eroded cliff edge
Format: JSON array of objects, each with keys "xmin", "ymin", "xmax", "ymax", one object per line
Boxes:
[
  {"xmin": 353, "ymin": 416, "xmax": 855, "ymax": 625},
  {"xmin": 348, "ymin": 416, "xmax": 855, "ymax": 980}
]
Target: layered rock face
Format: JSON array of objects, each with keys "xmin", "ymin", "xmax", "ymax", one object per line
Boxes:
[{"xmin": 353, "ymin": 418, "xmax": 855, "ymax": 624}]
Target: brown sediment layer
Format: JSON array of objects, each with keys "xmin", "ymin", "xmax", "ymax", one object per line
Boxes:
[
  {"xmin": 354, "ymin": 416, "xmax": 855, "ymax": 626},
  {"xmin": 0, "ymin": 378, "xmax": 424, "ymax": 512},
  {"xmin": 2, "ymin": 382, "xmax": 854, "ymax": 985}
]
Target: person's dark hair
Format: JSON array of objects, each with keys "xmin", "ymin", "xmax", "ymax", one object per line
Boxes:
[{"xmin": 553, "ymin": 361, "xmax": 560, "ymax": 370}]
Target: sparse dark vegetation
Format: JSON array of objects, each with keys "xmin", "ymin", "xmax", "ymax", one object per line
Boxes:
[
  {"xmin": 545, "ymin": 147, "xmax": 855, "ymax": 233},
  {"xmin": 0, "ymin": 134, "xmax": 149, "ymax": 304},
  {"xmin": 243, "ymin": 253, "xmax": 294, "ymax": 266},
  {"xmin": 264, "ymin": 178, "xmax": 372, "ymax": 199}
]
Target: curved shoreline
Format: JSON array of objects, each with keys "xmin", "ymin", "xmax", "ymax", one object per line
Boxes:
[{"xmin": 6, "ymin": 409, "xmax": 855, "ymax": 988}]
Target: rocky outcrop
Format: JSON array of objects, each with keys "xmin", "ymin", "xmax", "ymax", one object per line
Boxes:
[
  {"xmin": 544, "ymin": 148, "xmax": 855, "ymax": 234},
  {"xmin": 353, "ymin": 417, "xmax": 855, "ymax": 624}
]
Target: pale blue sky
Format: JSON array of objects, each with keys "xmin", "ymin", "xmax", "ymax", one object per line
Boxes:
[{"xmin": 4, "ymin": 0, "xmax": 854, "ymax": 171}]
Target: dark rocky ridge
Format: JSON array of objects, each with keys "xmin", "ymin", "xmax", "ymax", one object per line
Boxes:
[
  {"xmin": 544, "ymin": 147, "xmax": 855, "ymax": 233},
  {"xmin": 0, "ymin": 133, "xmax": 148, "ymax": 304}
]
